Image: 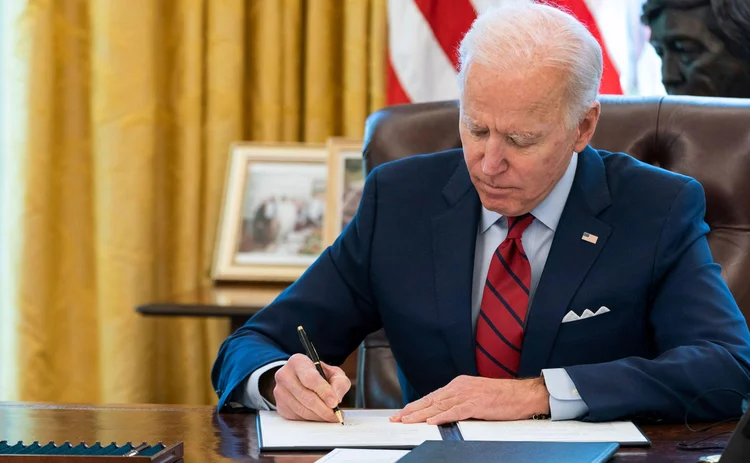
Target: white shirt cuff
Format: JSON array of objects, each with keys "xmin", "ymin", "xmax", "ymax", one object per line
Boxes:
[
  {"xmin": 542, "ymin": 368, "xmax": 589, "ymax": 421},
  {"xmin": 234, "ymin": 360, "xmax": 288, "ymax": 410}
]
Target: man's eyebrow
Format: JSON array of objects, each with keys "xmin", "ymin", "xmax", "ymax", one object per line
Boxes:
[
  {"xmin": 462, "ymin": 118, "xmax": 487, "ymax": 131},
  {"xmin": 507, "ymin": 131, "xmax": 543, "ymax": 140},
  {"xmin": 652, "ymin": 34, "xmax": 703, "ymax": 45}
]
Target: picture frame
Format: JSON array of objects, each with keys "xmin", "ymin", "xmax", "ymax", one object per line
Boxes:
[
  {"xmin": 212, "ymin": 142, "xmax": 329, "ymax": 282},
  {"xmin": 324, "ymin": 138, "xmax": 365, "ymax": 245}
]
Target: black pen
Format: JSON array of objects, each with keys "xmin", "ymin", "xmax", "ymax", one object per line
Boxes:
[{"xmin": 297, "ymin": 326, "xmax": 345, "ymax": 425}]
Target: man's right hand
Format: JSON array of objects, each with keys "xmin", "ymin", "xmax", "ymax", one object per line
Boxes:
[{"xmin": 265, "ymin": 353, "xmax": 351, "ymax": 422}]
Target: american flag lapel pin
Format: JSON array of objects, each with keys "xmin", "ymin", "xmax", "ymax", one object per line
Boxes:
[{"xmin": 581, "ymin": 232, "xmax": 598, "ymax": 244}]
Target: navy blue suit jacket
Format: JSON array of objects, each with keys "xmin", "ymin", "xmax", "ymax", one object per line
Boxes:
[{"xmin": 212, "ymin": 146, "xmax": 750, "ymax": 422}]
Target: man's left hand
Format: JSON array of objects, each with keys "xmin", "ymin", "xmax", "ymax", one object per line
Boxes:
[{"xmin": 390, "ymin": 375, "xmax": 551, "ymax": 425}]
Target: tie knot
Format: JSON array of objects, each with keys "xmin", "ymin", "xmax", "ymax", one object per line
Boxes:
[{"xmin": 506, "ymin": 213, "xmax": 534, "ymax": 240}]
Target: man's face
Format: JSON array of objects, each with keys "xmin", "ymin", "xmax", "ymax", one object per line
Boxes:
[
  {"xmin": 459, "ymin": 62, "xmax": 598, "ymax": 217},
  {"xmin": 649, "ymin": 6, "xmax": 750, "ymax": 97}
]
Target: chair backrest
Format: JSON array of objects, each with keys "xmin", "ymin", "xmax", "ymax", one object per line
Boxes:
[{"xmin": 355, "ymin": 95, "xmax": 750, "ymax": 409}]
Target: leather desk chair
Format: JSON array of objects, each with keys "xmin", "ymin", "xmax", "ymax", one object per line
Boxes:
[{"xmin": 355, "ymin": 95, "xmax": 750, "ymax": 409}]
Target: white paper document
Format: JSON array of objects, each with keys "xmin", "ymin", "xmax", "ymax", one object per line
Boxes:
[
  {"xmin": 258, "ymin": 409, "xmax": 442, "ymax": 450},
  {"xmin": 457, "ymin": 419, "xmax": 649, "ymax": 445},
  {"xmin": 315, "ymin": 448, "xmax": 410, "ymax": 463}
]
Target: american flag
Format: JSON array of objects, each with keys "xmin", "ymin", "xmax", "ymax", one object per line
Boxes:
[
  {"xmin": 386, "ymin": 0, "xmax": 637, "ymax": 105},
  {"xmin": 582, "ymin": 232, "xmax": 599, "ymax": 244}
]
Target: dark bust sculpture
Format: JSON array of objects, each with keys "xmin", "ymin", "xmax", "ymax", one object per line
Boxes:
[{"xmin": 641, "ymin": 0, "xmax": 750, "ymax": 97}]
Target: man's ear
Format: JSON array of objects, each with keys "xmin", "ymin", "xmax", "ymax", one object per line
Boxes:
[{"xmin": 573, "ymin": 101, "xmax": 601, "ymax": 152}]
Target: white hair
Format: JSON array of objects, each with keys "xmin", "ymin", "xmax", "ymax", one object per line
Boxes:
[{"xmin": 457, "ymin": 1, "xmax": 603, "ymax": 128}]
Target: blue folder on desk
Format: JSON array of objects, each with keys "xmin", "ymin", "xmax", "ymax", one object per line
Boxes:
[{"xmin": 396, "ymin": 441, "xmax": 619, "ymax": 463}]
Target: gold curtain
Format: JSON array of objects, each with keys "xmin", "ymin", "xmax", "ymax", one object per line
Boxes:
[{"xmin": 7, "ymin": 0, "xmax": 386, "ymax": 405}]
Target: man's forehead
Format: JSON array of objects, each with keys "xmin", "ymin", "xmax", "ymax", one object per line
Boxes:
[
  {"xmin": 461, "ymin": 102, "xmax": 550, "ymax": 122},
  {"xmin": 649, "ymin": 6, "xmax": 714, "ymax": 41},
  {"xmin": 464, "ymin": 65, "xmax": 566, "ymax": 112},
  {"xmin": 461, "ymin": 95, "xmax": 560, "ymax": 123}
]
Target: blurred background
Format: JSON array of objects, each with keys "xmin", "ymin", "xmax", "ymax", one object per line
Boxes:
[{"xmin": 0, "ymin": 0, "xmax": 690, "ymax": 407}]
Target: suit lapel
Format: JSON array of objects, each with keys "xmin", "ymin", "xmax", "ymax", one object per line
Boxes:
[
  {"xmin": 519, "ymin": 146, "xmax": 612, "ymax": 376},
  {"xmin": 432, "ymin": 156, "xmax": 481, "ymax": 377}
]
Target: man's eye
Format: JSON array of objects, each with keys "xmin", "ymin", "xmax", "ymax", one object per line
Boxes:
[
  {"xmin": 679, "ymin": 54, "xmax": 695, "ymax": 66},
  {"xmin": 508, "ymin": 137, "xmax": 537, "ymax": 149},
  {"xmin": 471, "ymin": 129, "xmax": 488, "ymax": 137},
  {"xmin": 670, "ymin": 40, "xmax": 703, "ymax": 66},
  {"xmin": 673, "ymin": 39, "xmax": 700, "ymax": 54}
]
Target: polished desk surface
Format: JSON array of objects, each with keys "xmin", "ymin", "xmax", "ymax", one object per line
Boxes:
[{"xmin": 0, "ymin": 403, "xmax": 736, "ymax": 462}]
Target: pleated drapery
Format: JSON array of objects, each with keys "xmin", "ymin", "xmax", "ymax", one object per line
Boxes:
[{"xmin": 1, "ymin": 0, "xmax": 386, "ymax": 405}]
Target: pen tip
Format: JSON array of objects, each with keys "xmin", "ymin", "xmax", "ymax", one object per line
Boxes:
[{"xmin": 297, "ymin": 326, "xmax": 303, "ymax": 331}]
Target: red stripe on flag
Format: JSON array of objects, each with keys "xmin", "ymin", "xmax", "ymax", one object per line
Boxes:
[
  {"xmin": 551, "ymin": 0, "xmax": 623, "ymax": 94},
  {"xmin": 386, "ymin": 57, "xmax": 412, "ymax": 105},
  {"xmin": 413, "ymin": 0, "xmax": 477, "ymax": 70}
]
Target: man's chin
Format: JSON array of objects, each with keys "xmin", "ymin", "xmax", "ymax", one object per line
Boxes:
[{"xmin": 478, "ymin": 195, "xmax": 522, "ymax": 216}]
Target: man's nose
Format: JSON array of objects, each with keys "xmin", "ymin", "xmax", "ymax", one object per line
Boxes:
[
  {"xmin": 661, "ymin": 52, "xmax": 684, "ymax": 88},
  {"xmin": 481, "ymin": 138, "xmax": 508, "ymax": 176}
]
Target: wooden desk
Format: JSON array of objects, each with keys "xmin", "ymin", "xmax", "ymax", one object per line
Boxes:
[{"xmin": 0, "ymin": 403, "xmax": 735, "ymax": 462}]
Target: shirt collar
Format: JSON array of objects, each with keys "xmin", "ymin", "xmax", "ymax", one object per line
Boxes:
[{"xmin": 479, "ymin": 151, "xmax": 578, "ymax": 234}]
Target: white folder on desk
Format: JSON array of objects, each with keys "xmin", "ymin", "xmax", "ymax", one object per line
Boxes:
[
  {"xmin": 315, "ymin": 448, "xmax": 410, "ymax": 463},
  {"xmin": 257, "ymin": 409, "xmax": 442, "ymax": 451},
  {"xmin": 457, "ymin": 419, "xmax": 650, "ymax": 447}
]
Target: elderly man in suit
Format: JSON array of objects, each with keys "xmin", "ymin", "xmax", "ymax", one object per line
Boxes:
[{"xmin": 212, "ymin": 1, "xmax": 750, "ymax": 424}]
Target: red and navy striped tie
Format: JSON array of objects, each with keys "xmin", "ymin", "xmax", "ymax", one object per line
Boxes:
[{"xmin": 476, "ymin": 213, "xmax": 535, "ymax": 379}]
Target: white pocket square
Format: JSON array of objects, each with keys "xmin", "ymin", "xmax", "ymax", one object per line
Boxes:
[{"xmin": 562, "ymin": 306, "xmax": 611, "ymax": 323}]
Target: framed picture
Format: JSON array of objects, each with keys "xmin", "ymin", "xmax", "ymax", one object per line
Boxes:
[
  {"xmin": 212, "ymin": 142, "xmax": 328, "ymax": 282},
  {"xmin": 324, "ymin": 138, "xmax": 365, "ymax": 244}
]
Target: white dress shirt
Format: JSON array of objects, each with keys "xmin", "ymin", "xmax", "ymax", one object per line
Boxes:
[{"xmin": 238, "ymin": 152, "xmax": 588, "ymax": 420}]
